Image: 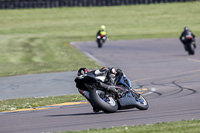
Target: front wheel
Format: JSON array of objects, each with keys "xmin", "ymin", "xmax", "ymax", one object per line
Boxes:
[
  {"xmin": 135, "ymin": 95, "xmax": 149, "ymax": 110},
  {"xmin": 89, "ymin": 88, "xmax": 118, "ymax": 113}
]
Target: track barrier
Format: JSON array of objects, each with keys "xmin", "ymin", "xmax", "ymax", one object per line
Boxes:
[{"xmin": 0, "ymin": 0, "xmax": 199, "ymax": 9}]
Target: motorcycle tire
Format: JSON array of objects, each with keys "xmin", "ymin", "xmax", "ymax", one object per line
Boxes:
[
  {"xmin": 97, "ymin": 39, "xmax": 103, "ymax": 48},
  {"xmin": 89, "ymin": 88, "xmax": 118, "ymax": 113},
  {"xmin": 188, "ymin": 44, "xmax": 195, "ymax": 55},
  {"xmin": 135, "ymin": 95, "xmax": 149, "ymax": 110}
]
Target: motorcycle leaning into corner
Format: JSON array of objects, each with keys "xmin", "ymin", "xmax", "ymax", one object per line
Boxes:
[
  {"xmin": 96, "ymin": 34, "xmax": 107, "ymax": 48},
  {"xmin": 74, "ymin": 70, "xmax": 149, "ymax": 113},
  {"xmin": 180, "ymin": 35, "xmax": 196, "ymax": 55}
]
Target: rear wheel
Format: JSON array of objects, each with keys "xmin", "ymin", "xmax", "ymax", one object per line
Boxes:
[
  {"xmin": 89, "ymin": 88, "xmax": 118, "ymax": 113},
  {"xmin": 187, "ymin": 42, "xmax": 195, "ymax": 55}
]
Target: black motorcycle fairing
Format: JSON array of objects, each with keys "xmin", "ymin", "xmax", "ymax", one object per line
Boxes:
[
  {"xmin": 74, "ymin": 73, "xmax": 100, "ymax": 91},
  {"xmin": 118, "ymin": 92, "xmax": 137, "ymax": 109},
  {"xmin": 184, "ymin": 38, "xmax": 195, "ymax": 55},
  {"xmin": 114, "ymin": 75, "xmax": 149, "ymax": 110}
]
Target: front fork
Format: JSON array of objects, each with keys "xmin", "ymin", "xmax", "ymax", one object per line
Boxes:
[{"xmin": 130, "ymin": 89, "xmax": 141, "ymax": 100}]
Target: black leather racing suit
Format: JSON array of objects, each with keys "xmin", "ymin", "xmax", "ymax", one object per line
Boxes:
[
  {"xmin": 91, "ymin": 67, "xmax": 121, "ymax": 93},
  {"xmin": 179, "ymin": 30, "xmax": 196, "ymax": 49}
]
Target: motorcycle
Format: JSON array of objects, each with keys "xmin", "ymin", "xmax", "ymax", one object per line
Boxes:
[
  {"xmin": 96, "ymin": 34, "xmax": 107, "ymax": 48},
  {"xmin": 74, "ymin": 72, "xmax": 149, "ymax": 113},
  {"xmin": 181, "ymin": 35, "xmax": 196, "ymax": 55}
]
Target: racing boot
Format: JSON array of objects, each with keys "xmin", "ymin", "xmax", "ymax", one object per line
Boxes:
[{"xmin": 93, "ymin": 106, "xmax": 101, "ymax": 113}]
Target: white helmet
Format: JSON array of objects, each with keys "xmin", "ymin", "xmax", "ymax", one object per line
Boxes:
[{"xmin": 111, "ymin": 67, "xmax": 116, "ymax": 75}]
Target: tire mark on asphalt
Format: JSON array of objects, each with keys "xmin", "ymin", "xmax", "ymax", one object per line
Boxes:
[
  {"xmin": 140, "ymin": 69, "xmax": 200, "ymax": 98},
  {"xmin": 172, "ymin": 81, "xmax": 197, "ymax": 96}
]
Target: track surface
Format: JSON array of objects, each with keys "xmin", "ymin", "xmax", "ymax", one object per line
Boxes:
[
  {"xmin": 1, "ymin": 38, "xmax": 200, "ymax": 133},
  {"xmin": 0, "ymin": 71, "xmax": 78, "ymax": 100}
]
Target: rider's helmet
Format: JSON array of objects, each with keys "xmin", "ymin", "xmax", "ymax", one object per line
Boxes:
[
  {"xmin": 77, "ymin": 67, "xmax": 89, "ymax": 76},
  {"xmin": 110, "ymin": 67, "xmax": 117, "ymax": 75},
  {"xmin": 184, "ymin": 27, "xmax": 189, "ymax": 31},
  {"xmin": 100, "ymin": 25, "xmax": 106, "ymax": 31}
]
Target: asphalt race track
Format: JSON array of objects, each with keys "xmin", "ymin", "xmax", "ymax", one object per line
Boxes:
[
  {"xmin": 0, "ymin": 71, "xmax": 78, "ymax": 100},
  {"xmin": 1, "ymin": 38, "xmax": 200, "ymax": 133}
]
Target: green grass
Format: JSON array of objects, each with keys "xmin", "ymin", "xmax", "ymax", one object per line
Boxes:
[
  {"xmin": 59, "ymin": 120, "xmax": 200, "ymax": 133},
  {"xmin": 0, "ymin": 94, "xmax": 86, "ymax": 112},
  {"xmin": 0, "ymin": 36, "xmax": 100, "ymax": 76},
  {"xmin": 0, "ymin": 1, "xmax": 200, "ymax": 77}
]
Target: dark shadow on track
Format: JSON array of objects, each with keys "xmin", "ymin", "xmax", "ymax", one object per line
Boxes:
[{"xmin": 46, "ymin": 109, "xmax": 141, "ymax": 117}]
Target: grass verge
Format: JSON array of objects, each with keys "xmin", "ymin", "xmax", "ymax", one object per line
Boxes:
[
  {"xmin": 0, "ymin": 94, "xmax": 86, "ymax": 112},
  {"xmin": 58, "ymin": 120, "xmax": 200, "ymax": 133},
  {"xmin": 0, "ymin": 36, "xmax": 101, "ymax": 77}
]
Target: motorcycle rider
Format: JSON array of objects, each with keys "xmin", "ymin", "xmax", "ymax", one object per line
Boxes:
[
  {"xmin": 96, "ymin": 25, "xmax": 107, "ymax": 43},
  {"xmin": 179, "ymin": 27, "xmax": 196, "ymax": 51},
  {"xmin": 75, "ymin": 67, "xmax": 124, "ymax": 112}
]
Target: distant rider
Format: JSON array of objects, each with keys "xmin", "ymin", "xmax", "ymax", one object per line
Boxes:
[
  {"xmin": 75, "ymin": 67, "xmax": 124, "ymax": 112},
  {"xmin": 96, "ymin": 25, "xmax": 107, "ymax": 43},
  {"xmin": 179, "ymin": 27, "xmax": 196, "ymax": 50}
]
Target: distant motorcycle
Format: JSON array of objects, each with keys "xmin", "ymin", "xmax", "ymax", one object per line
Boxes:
[
  {"xmin": 75, "ymin": 72, "xmax": 149, "ymax": 113},
  {"xmin": 181, "ymin": 35, "xmax": 196, "ymax": 55},
  {"xmin": 96, "ymin": 34, "xmax": 107, "ymax": 48}
]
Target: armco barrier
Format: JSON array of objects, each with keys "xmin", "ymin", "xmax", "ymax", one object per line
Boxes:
[{"xmin": 0, "ymin": 0, "xmax": 198, "ymax": 9}]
